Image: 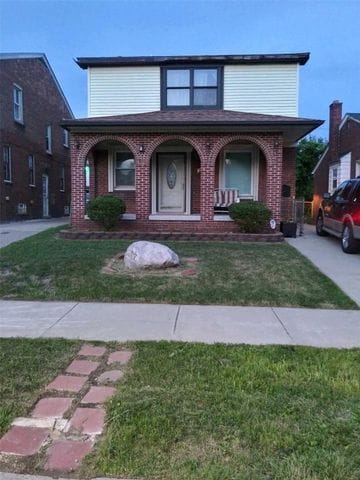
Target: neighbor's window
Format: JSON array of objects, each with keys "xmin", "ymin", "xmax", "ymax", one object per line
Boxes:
[
  {"xmin": 224, "ymin": 151, "xmax": 254, "ymax": 198},
  {"xmin": 13, "ymin": 84, "xmax": 23, "ymax": 123},
  {"xmin": 60, "ymin": 165, "xmax": 65, "ymax": 191},
  {"xmin": 163, "ymin": 67, "xmax": 221, "ymax": 109},
  {"xmin": 356, "ymin": 160, "xmax": 360, "ymax": 177},
  {"xmin": 3, "ymin": 146, "xmax": 12, "ymax": 182},
  {"xmin": 46, "ymin": 125, "xmax": 52, "ymax": 153},
  {"xmin": 63, "ymin": 128, "xmax": 69, "ymax": 147},
  {"xmin": 114, "ymin": 151, "xmax": 135, "ymax": 189},
  {"xmin": 28, "ymin": 154, "xmax": 35, "ymax": 186},
  {"xmin": 329, "ymin": 164, "xmax": 340, "ymax": 193}
]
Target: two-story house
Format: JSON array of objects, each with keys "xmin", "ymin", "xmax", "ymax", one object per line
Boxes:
[
  {"xmin": 0, "ymin": 53, "xmax": 73, "ymax": 222},
  {"xmin": 64, "ymin": 53, "xmax": 322, "ymax": 235},
  {"xmin": 312, "ymin": 100, "xmax": 360, "ymax": 215}
]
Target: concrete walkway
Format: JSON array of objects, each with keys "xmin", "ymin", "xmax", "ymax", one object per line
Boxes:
[
  {"xmin": 0, "ymin": 218, "xmax": 69, "ymax": 248},
  {"xmin": 1, "ymin": 300, "xmax": 359, "ymax": 348},
  {"xmin": 286, "ymin": 224, "xmax": 360, "ymax": 307}
]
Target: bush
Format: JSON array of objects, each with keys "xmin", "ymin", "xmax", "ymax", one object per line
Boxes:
[
  {"xmin": 228, "ymin": 201, "xmax": 272, "ymax": 233},
  {"xmin": 87, "ymin": 196, "xmax": 126, "ymax": 231}
]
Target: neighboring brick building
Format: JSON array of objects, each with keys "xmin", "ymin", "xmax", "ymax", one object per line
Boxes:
[
  {"xmin": 0, "ymin": 53, "xmax": 73, "ymax": 222},
  {"xmin": 64, "ymin": 53, "xmax": 322, "ymax": 233},
  {"xmin": 312, "ymin": 101, "xmax": 360, "ymax": 216}
]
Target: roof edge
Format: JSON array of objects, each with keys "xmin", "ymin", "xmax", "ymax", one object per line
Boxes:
[
  {"xmin": 312, "ymin": 146, "xmax": 329, "ymax": 175},
  {"xmin": 76, "ymin": 52, "xmax": 310, "ymax": 69}
]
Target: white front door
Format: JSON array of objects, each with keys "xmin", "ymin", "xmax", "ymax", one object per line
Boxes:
[
  {"xmin": 42, "ymin": 174, "xmax": 49, "ymax": 217},
  {"xmin": 157, "ymin": 153, "xmax": 186, "ymax": 213}
]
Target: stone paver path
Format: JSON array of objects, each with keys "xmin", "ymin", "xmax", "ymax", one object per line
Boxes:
[{"xmin": 0, "ymin": 344, "xmax": 133, "ymax": 475}]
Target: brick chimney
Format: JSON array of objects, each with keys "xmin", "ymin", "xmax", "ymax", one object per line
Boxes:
[{"xmin": 329, "ymin": 100, "xmax": 342, "ymax": 160}]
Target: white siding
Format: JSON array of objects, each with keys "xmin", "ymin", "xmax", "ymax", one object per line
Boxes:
[
  {"xmin": 223, "ymin": 64, "xmax": 299, "ymax": 116},
  {"xmin": 340, "ymin": 152, "xmax": 351, "ymax": 183},
  {"xmin": 88, "ymin": 66, "xmax": 161, "ymax": 116}
]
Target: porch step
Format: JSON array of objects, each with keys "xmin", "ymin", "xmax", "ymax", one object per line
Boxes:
[{"xmin": 59, "ymin": 230, "xmax": 284, "ymax": 242}]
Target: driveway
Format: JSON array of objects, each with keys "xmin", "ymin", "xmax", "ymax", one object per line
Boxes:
[
  {"xmin": 0, "ymin": 217, "xmax": 69, "ymax": 248},
  {"xmin": 286, "ymin": 224, "xmax": 360, "ymax": 307}
]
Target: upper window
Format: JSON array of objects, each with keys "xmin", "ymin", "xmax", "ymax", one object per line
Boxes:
[
  {"xmin": 13, "ymin": 84, "xmax": 23, "ymax": 123},
  {"xmin": 329, "ymin": 164, "xmax": 340, "ymax": 193},
  {"xmin": 28, "ymin": 154, "xmax": 35, "ymax": 186},
  {"xmin": 162, "ymin": 67, "xmax": 222, "ymax": 109},
  {"xmin": 60, "ymin": 165, "xmax": 65, "ymax": 191},
  {"xmin": 46, "ymin": 125, "xmax": 52, "ymax": 153},
  {"xmin": 114, "ymin": 151, "xmax": 135, "ymax": 190},
  {"xmin": 3, "ymin": 146, "xmax": 12, "ymax": 182},
  {"xmin": 63, "ymin": 129, "xmax": 69, "ymax": 148}
]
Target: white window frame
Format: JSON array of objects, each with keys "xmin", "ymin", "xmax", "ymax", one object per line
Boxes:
[
  {"xmin": 220, "ymin": 145, "xmax": 259, "ymax": 200},
  {"xmin": 13, "ymin": 84, "xmax": 23, "ymax": 123},
  {"xmin": 46, "ymin": 125, "xmax": 52, "ymax": 154},
  {"xmin": 3, "ymin": 145, "xmax": 12, "ymax": 182},
  {"xmin": 329, "ymin": 163, "xmax": 340, "ymax": 193},
  {"xmin": 108, "ymin": 147, "xmax": 135, "ymax": 192},
  {"xmin": 60, "ymin": 165, "xmax": 65, "ymax": 192},
  {"xmin": 63, "ymin": 129, "xmax": 69, "ymax": 148},
  {"xmin": 28, "ymin": 154, "xmax": 35, "ymax": 186},
  {"xmin": 356, "ymin": 160, "xmax": 360, "ymax": 178}
]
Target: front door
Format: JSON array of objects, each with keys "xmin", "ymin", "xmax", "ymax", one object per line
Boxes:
[
  {"xmin": 42, "ymin": 174, "xmax": 49, "ymax": 217},
  {"xmin": 157, "ymin": 153, "xmax": 186, "ymax": 213}
]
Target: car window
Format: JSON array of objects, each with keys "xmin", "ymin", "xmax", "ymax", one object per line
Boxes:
[
  {"xmin": 352, "ymin": 182, "xmax": 360, "ymax": 204},
  {"xmin": 333, "ymin": 181, "xmax": 354, "ymax": 201},
  {"xmin": 331, "ymin": 181, "xmax": 348, "ymax": 199}
]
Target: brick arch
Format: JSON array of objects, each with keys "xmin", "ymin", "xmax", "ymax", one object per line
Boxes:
[
  {"xmin": 209, "ymin": 134, "xmax": 274, "ymax": 165},
  {"xmin": 78, "ymin": 135, "xmax": 138, "ymax": 166},
  {"xmin": 146, "ymin": 134, "xmax": 205, "ymax": 161}
]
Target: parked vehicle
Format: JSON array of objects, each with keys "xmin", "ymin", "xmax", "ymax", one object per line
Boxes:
[{"xmin": 316, "ymin": 178, "xmax": 360, "ymax": 253}]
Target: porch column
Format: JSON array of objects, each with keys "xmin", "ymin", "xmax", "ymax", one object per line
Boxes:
[
  {"xmin": 135, "ymin": 152, "xmax": 151, "ymax": 220},
  {"xmin": 200, "ymin": 158, "xmax": 215, "ymax": 222},
  {"xmin": 70, "ymin": 133, "xmax": 86, "ymax": 228},
  {"xmin": 265, "ymin": 135, "xmax": 283, "ymax": 224}
]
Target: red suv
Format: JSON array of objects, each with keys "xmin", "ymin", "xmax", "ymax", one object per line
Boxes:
[{"xmin": 316, "ymin": 178, "xmax": 360, "ymax": 253}]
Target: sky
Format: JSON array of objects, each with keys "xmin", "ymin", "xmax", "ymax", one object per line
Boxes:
[{"xmin": 0, "ymin": 0, "xmax": 359, "ymax": 140}]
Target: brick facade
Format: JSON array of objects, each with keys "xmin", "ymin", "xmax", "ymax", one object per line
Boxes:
[
  {"xmin": 0, "ymin": 56, "xmax": 72, "ymax": 221},
  {"xmin": 313, "ymin": 101, "xmax": 360, "ymax": 216},
  {"xmin": 70, "ymin": 131, "xmax": 293, "ymax": 233}
]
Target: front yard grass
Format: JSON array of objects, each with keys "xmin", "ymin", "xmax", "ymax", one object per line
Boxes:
[
  {"xmin": 83, "ymin": 342, "xmax": 360, "ymax": 480},
  {"xmin": 0, "ymin": 227, "xmax": 357, "ymax": 308},
  {"xmin": 0, "ymin": 337, "xmax": 79, "ymax": 435}
]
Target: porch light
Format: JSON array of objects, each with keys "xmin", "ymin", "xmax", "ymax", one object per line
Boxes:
[
  {"xmin": 139, "ymin": 144, "xmax": 144, "ymax": 153},
  {"xmin": 225, "ymin": 157, "xmax": 231, "ymax": 165}
]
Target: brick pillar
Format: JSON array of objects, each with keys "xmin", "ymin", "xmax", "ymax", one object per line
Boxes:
[
  {"xmin": 200, "ymin": 155, "xmax": 215, "ymax": 222},
  {"xmin": 70, "ymin": 136, "xmax": 86, "ymax": 228},
  {"xmin": 265, "ymin": 135, "xmax": 283, "ymax": 225},
  {"xmin": 88, "ymin": 153, "xmax": 95, "ymax": 200},
  {"xmin": 135, "ymin": 153, "xmax": 151, "ymax": 220}
]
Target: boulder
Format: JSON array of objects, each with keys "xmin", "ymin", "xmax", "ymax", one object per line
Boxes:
[{"xmin": 124, "ymin": 241, "xmax": 179, "ymax": 270}]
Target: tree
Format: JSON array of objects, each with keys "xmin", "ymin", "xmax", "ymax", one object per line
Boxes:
[{"xmin": 296, "ymin": 137, "xmax": 326, "ymax": 200}]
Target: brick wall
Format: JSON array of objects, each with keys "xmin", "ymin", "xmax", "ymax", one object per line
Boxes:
[
  {"xmin": 0, "ymin": 57, "xmax": 72, "ymax": 221},
  {"xmin": 70, "ymin": 131, "xmax": 286, "ymax": 231}
]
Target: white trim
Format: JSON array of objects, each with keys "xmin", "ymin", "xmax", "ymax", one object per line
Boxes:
[
  {"xmin": 46, "ymin": 125, "xmax": 52, "ymax": 154},
  {"xmin": 356, "ymin": 160, "xmax": 360, "ymax": 177},
  {"xmin": 3, "ymin": 145, "xmax": 12, "ymax": 182},
  {"xmin": 151, "ymin": 144, "xmax": 192, "ymax": 215},
  {"xmin": 28, "ymin": 154, "xmax": 35, "ymax": 186},
  {"xmin": 312, "ymin": 146, "xmax": 329, "ymax": 175},
  {"xmin": 220, "ymin": 145, "xmax": 259, "ymax": 200},
  {"xmin": 13, "ymin": 83, "xmax": 24, "ymax": 123},
  {"xmin": 63, "ymin": 128, "xmax": 69, "ymax": 148},
  {"xmin": 149, "ymin": 214, "xmax": 200, "ymax": 221},
  {"xmin": 328, "ymin": 163, "xmax": 340, "ymax": 193},
  {"xmin": 339, "ymin": 114, "xmax": 360, "ymax": 131}
]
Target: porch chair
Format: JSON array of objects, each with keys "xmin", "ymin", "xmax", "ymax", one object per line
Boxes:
[{"xmin": 214, "ymin": 188, "xmax": 240, "ymax": 211}]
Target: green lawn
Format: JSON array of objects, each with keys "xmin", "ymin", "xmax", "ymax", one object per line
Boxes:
[
  {"xmin": 0, "ymin": 338, "xmax": 79, "ymax": 435},
  {"xmin": 0, "ymin": 227, "xmax": 356, "ymax": 308},
  {"xmin": 83, "ymin": 342, "xmax": 360, "ymax": 480}
]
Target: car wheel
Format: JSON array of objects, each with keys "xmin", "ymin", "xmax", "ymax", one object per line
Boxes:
[
  {"xmin": 316, "ymin": 214, "xmax": 328, "ymax": 236},
  {"xmin": 341, "ymin": 224, "xmax": 360, "ymax": 254}
]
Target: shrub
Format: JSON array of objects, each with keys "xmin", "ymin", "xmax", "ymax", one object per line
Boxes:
[
  {"xmin": 87, "ymin": 196, "xmax": 126, "ymax": 231},
  {"xmin": 228, "ymin": 201, "xmax": 272, "ymax": 233}
]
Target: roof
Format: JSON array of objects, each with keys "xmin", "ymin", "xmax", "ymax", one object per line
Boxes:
[
  {"xmin": 63, "ymin": 109, "xmax": 323, "ymax": 144},
  {"xmin": 0, "ymin": 53, "xmax": 74, "ymax": 118},
  {"xmin": 347, "ymin": 113, "xmax": 360, "ymax": 121},
  {"xmin": 76, "ymin": 52, "xmax": 310, "ymax": 69}
]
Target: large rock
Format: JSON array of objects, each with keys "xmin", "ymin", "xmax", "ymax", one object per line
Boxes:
[{"xmin": 124, "ymin": 241, "xmax": 179, "ymax": 270}]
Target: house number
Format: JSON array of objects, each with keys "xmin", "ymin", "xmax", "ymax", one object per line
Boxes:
[{"xmin": 167, "ymin": 162, "xmax": 177, "ymax": 189}]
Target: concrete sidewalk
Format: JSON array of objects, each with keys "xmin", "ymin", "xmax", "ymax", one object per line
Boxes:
[
  {"xmin": 1, "ymin": 300, "xmax": 359, "ymax": 348},
  {"xmin": 286, "ymin": 224, "xmax": 360, "ymax": 307},
  {"xmin": 0, "ymin": 218, "xmax": 69, "ymax": 248}
]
